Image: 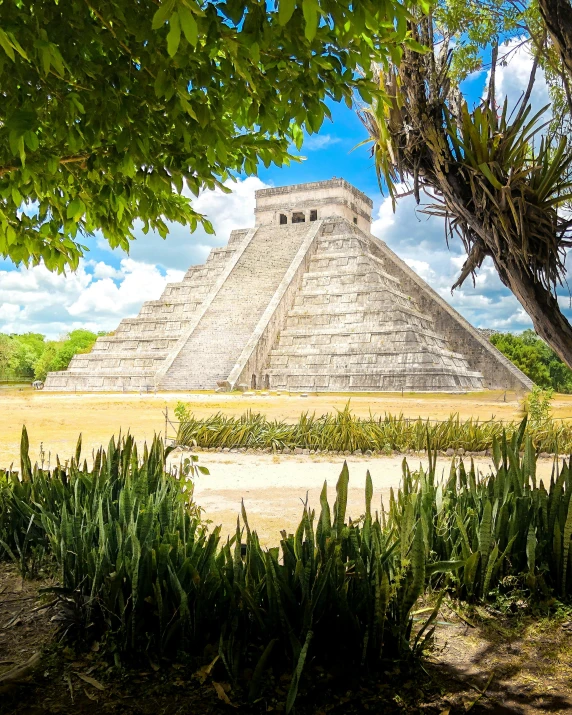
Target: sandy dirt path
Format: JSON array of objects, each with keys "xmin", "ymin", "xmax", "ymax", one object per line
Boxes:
[
  {"xmin": 2, "ymin": 387, "xmax": 572, "ymax": 466},
  {"xmin": 190, "ymin": 451, "xmax": 557, "ymax": 546}
]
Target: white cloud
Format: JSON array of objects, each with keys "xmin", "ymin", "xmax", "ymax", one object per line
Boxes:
[
  {"xmin": 484, "ymin": 37, "xmax": 550, "ymax": 117},
  {"xmin": 68, "ymin": 259, "xmax": 184, "ymax": 318},
  {"xmin": 0, "ymin": 176, "xmax": 269, "ymax": 338},
  {"xmin": 371, "ymin": 191, "xmax": 542, "ymax": 331},
  {"xmin": 91, "ymin": 261, "xmax": 122, "ymax": 280},
  {"xmin": 404, "ymin": 259, "xmax": 435, "ymax": 282},
  {"xmin": 303, "ymin": 134, "xmax": 342, "ymax": 151},
  {"xmin": 0, "ymin": 260, "xmax": 184, "ymax": 339}
]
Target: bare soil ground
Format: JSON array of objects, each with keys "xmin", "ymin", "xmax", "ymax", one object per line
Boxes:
[
  {"xmin": 2, "ymin": 562, "xmax": 571, "ymax": 714},
  {"xmin": 2, "ymin": 388, "xmax": 572, "ymax": 467},
  {"xmin": 189, "ymin": 452, "xmax": 557, "ymax": 546}
]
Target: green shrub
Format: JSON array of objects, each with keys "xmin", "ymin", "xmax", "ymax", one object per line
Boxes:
[
  {"xmin": 522, "ymin": 385, "xmax": 554, "ymax": 429},
  {"xmin": 5, "ymin": 421, "xmax": 572, "ymax": 710},
  {"xmin": 0, "ymin": 427, "xmax": 440, "ymax": 712},
  {"xmin": 389, "ymin": 422, "xmax": 572, "ymax": 601}
]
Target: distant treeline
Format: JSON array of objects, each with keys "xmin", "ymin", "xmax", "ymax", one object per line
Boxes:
[
  {"xmin": 491, "ymin": 329, "xmax": 572, "ymax": 393},
  {"xmin": 0, "ymin": 330, "xmax": 105, "ymax": 382}
]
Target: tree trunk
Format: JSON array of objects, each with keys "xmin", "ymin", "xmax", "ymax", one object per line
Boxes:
[
  {"xmin": 441, "ymin": 171, "xmax": 572, "ymax": 368},
  {"xmin": 494, "ymin": 256, "xmax": 572, "ymax": 366},
  {"xmin": 538, "ymin": 0, "xmax": 572, "ymax": 79}
]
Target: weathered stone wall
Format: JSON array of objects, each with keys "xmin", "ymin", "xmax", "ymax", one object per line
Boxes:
[
  {"xmin": 265, "ymin": 219, "xmax": 484, "ymax": 392},
  {"xmin": 255, "ymin": 178, "xmax": 373, "ymax": 233},
  {"xmin": 367, "ymin": 236, "xmax": 532, "ymax": 391}
]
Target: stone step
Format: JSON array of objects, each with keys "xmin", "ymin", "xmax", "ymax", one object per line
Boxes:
[
  {"xmin": 90, "ymin": 337, "xmax": 178, "ymax": 353},
  {"xmin": 285, "ymin": 302, "xmax": 433, "ymax": 321},
  {"xmin": 159, "ymin": 222, "xmax": 315, "ymax": 390},
  {"xmin": 72, "ymin": 350, "xmax": 168, "ymax": 361},
  {"xmin": 269, "ymin": 356, "xmax": 476, "ymax": 374},
  {"xmin": 44, "ymin": 372, "xmax": 157, "ymax": 392},
  {"xmin": 269, "ymin": 343, "xmax": 467, "ymax": 360},
  {"xmin": 268, "ymin": 373, "xmax": 483, "ymax": 392},
  {"xmin": 302, "ymin": 266, "xmax": 400, "ymax": 288},
  {"xmin": 57, "ymin": 367, "xmax": 157, "ymax": 377},
  {"xmin": 266, "ymin": 365, "xmax": 483, "ymax": 378}
]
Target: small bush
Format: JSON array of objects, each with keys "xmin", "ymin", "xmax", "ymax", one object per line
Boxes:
[{"xmin": 521, "ymin": 385, "xmax": 554, "ymax": 429}]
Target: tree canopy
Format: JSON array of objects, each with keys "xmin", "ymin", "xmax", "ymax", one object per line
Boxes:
[
  {"xmin": 0, "ymin": 0, "xmax": 419, "ymax": 272},
  {"xmin": 0, "ymin": 330, "xmax": 103, "ymax": 381},
  {"xmin": 491, "ymin": 329, "xmax": 572, "ymax": 393}
]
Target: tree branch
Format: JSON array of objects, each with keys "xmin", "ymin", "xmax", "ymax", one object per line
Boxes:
[
  {"xmin": 83, "ymin": 0, "xmax": 156, "ymax": 80},
  {"xmin": 486, "ymin": 42, "xmax": 498, "ymax": 110},
  {"xmin": 0, "ymin": 155, "xmax": 92, "ymax": 178},
  {"xmin": 514, "ymin": 50, "xmax": 541, "ymax": 125}
]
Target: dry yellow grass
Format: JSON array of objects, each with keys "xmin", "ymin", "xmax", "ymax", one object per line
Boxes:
[{"xmin": 2, "ymin": 386, "xmax": 572, "ymax": 465}]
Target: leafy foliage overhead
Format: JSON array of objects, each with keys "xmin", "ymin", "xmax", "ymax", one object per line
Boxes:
[{"xmin": 0, "ymin": 0, "xmax": 417, "ymax": 272}]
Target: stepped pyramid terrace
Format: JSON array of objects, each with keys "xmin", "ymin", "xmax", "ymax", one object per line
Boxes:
[{"xmin": 44, "ymin": 179, "xmax": 532, "ymax": 393}]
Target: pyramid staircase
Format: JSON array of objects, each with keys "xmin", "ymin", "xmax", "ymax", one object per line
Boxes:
[
  {"xmin": 266, "ymin": 222, "xmax": 483, "ymax": 391},
  {"xmin": 156, "ymin": 221, "xmax": 318, "ymax": 390}
]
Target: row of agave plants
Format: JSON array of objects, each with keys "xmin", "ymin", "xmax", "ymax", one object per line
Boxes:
[
  {"xmin": 1, "ymin": 422, "xmax": 572, "ymax": 710},
  {"xmin": 175, "ymin": 404, "xmax": 572, "ymax": 454}
]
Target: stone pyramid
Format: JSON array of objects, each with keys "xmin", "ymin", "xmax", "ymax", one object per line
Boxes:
[{"xmin": 45, "ymin": 179, "xmax": 532, "ymax": 392}]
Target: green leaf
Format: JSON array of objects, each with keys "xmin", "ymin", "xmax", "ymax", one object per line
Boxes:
[
  {"xmin": 152, "ymin": 0, "xmax": 176, "ymax": 29},
  {"xmin": 404, "ymin": 38, "xmax": 429, "ymax": 54},
  {"xmin": 286, "ymin": 630, "xmax": 312, "ymax": 714},
  {"xmin": 66, "ymin": 198, "xmax": 84, "ymax": 220},
  {"xmin": 0, "ymin": 28, "xmax": 15, "ymax": 61},
  {"xmin": 250, "ymin": 41, "xmax": 260, "ymax": 64},
  {"xmin": 8, "ymin": 33, "xmax": 28, "ymax": 61},
  {"xmin": 47, "ymin": 156, "xmax": 59, "ymax": 174},
  {"xmin": 478, "ymin": 162, "xmax": 504, "ymax": 190},
  {"xmin": 291, "ymin": 122, "xmax": 303, "ymax": 150},
  {"xmin": 48, "ymin": 45, "xmax": 65, "ymax": 76},
  {"xmin": 11, "ymin": 187, "xmax": 22, "ymax": 206},
  {"xmin": 302, "ymin": 0, "xmax": 318, "ymax": 42},
  {"xmin": 426, "ymin": 559, "xmax": 465, "ymax": 574},
  {"xmin": 167, "ymin": 12, "xmax": 181, "ymax": 57},
  {"xmin": 278, "ymin": 0, "xmax": 296, "ymax": 25},
  {"xmin": 179, "ymin": 4, "xmax": 198, "ymax": 46},
  {"xmin": 24, "ymin": 131, "xmax": 39, "ymax": 152}
]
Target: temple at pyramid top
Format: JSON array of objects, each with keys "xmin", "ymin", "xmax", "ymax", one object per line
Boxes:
[
  {"xmin": 45, "ymin": 178, "xmax": 532, "ymax": 393},
  {"xmin": 254, "ymin": 178, "xmax": 373, "ymax": 232}
]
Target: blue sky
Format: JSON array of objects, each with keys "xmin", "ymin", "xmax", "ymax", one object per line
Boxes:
[{"xmin": 0, "ymin": 37, "xmax": 567, "ymax": 339}]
